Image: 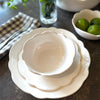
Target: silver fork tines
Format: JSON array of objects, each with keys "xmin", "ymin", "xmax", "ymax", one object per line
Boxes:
[{"xmin": 0, "ymin": 21, "xmax": 32, "ymax": 50}]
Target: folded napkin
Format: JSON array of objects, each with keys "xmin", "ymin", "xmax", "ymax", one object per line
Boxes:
[{"xmin": 0, "ymin": 12, "xmax": 40, "ymax": 59}]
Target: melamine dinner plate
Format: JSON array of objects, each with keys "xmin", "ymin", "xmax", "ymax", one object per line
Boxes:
[
  {"xmin": 18, "ymin": 38, "xmax": 81, "ymax": 91},
  {"xmin": 8, "ymin": 28, "xmax": 90, "ymax": 99}
]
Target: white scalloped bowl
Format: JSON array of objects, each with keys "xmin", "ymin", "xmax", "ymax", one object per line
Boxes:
[
  {"xmin": 22, "ymin": 31, "xmax": 75, "ymax": 76},
  {"xmin": 72, "ymin": 9, "xmax": 100, "ymax": 40}
]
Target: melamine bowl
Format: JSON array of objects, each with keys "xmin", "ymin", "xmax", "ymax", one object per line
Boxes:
[
  {"xmin": 22, "ymin": 31, "xmax": 75, "ymax": 76},
  {"xmin": 72, "ymin": 9, "xmax": 100, "ymax": 40}
]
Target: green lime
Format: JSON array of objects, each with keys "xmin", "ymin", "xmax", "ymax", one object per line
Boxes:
[
  {"xmin": 87, "ymin": 25, "xmax": 100, "ymax": 35},
  {"xmin": 90, "ymin": 18, "xmax": 100, "ymax": 26},
  {"xmin": 76, "ymin": 18, "xmax": 89, "ymax": 31}
]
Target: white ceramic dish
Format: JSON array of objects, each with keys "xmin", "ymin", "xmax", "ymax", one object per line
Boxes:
[
  {"xmin": 22, "ymin": 32, "xmax": 75, "ymax": 76},
  {"xmin": 72, "ymin": 9, "xmax": 100, "ymax": 40},
  {"xmin": 18, "ymin": 37, "xmax": 80, "ymax": 91},
  {"xmin": 57, "ymin": 0, "xmax": 99, "ymax": 12},
  {"xmin": 9, "ymin": 28, "xmax": 90, "ymax": 99}
]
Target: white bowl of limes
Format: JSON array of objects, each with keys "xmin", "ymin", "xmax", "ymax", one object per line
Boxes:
[{"xmin": 72, "ymin": 9, "xmax": 100, "ymax": 40}]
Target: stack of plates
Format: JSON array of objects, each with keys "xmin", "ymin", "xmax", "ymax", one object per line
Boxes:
[{"xmin": 8, "ymin": 28, "xmax": 90, "ymax": 99}]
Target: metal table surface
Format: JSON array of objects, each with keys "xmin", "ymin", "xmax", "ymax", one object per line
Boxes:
[{"xmin": 0, "ymin": 1, "xmax": 100, "ymax": 100}]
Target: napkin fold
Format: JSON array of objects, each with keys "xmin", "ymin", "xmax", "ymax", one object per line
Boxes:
[{"xmin": 0, "ymin": 12, "xmax": 40, "ymax": 59}]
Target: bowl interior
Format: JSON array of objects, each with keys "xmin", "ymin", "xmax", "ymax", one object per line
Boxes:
[{"xmin": 22, "ymin": 32, "xmax": 75, "ymax": 75}]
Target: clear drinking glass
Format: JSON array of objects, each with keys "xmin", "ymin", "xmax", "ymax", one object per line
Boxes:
[{"xmin": 39, "ymin": 0, "xmax": 57, "ymax": 24}]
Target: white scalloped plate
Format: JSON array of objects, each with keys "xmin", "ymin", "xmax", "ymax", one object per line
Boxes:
[
  {"xmin": 18, "ymin": 38, "xmax": 81, "ymax": 91},
  {"xmin": 8, "ymin": 28, "xmax": 90, "ymax": 99}
]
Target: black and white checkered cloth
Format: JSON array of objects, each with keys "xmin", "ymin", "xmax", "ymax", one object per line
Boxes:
[{"xmin": 0, "ymin": 12, "xmax": 40, "ymax": 59}]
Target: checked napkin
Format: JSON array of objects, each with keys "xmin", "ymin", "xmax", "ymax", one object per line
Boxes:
[{"xmin": 0, "ymin": 12, "xmax": 40, "ymax": 59}]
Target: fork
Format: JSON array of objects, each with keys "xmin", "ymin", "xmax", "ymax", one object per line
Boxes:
[{"xmin": 0, "ymin": 21, "xmax": 32, "ymax": 50}]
